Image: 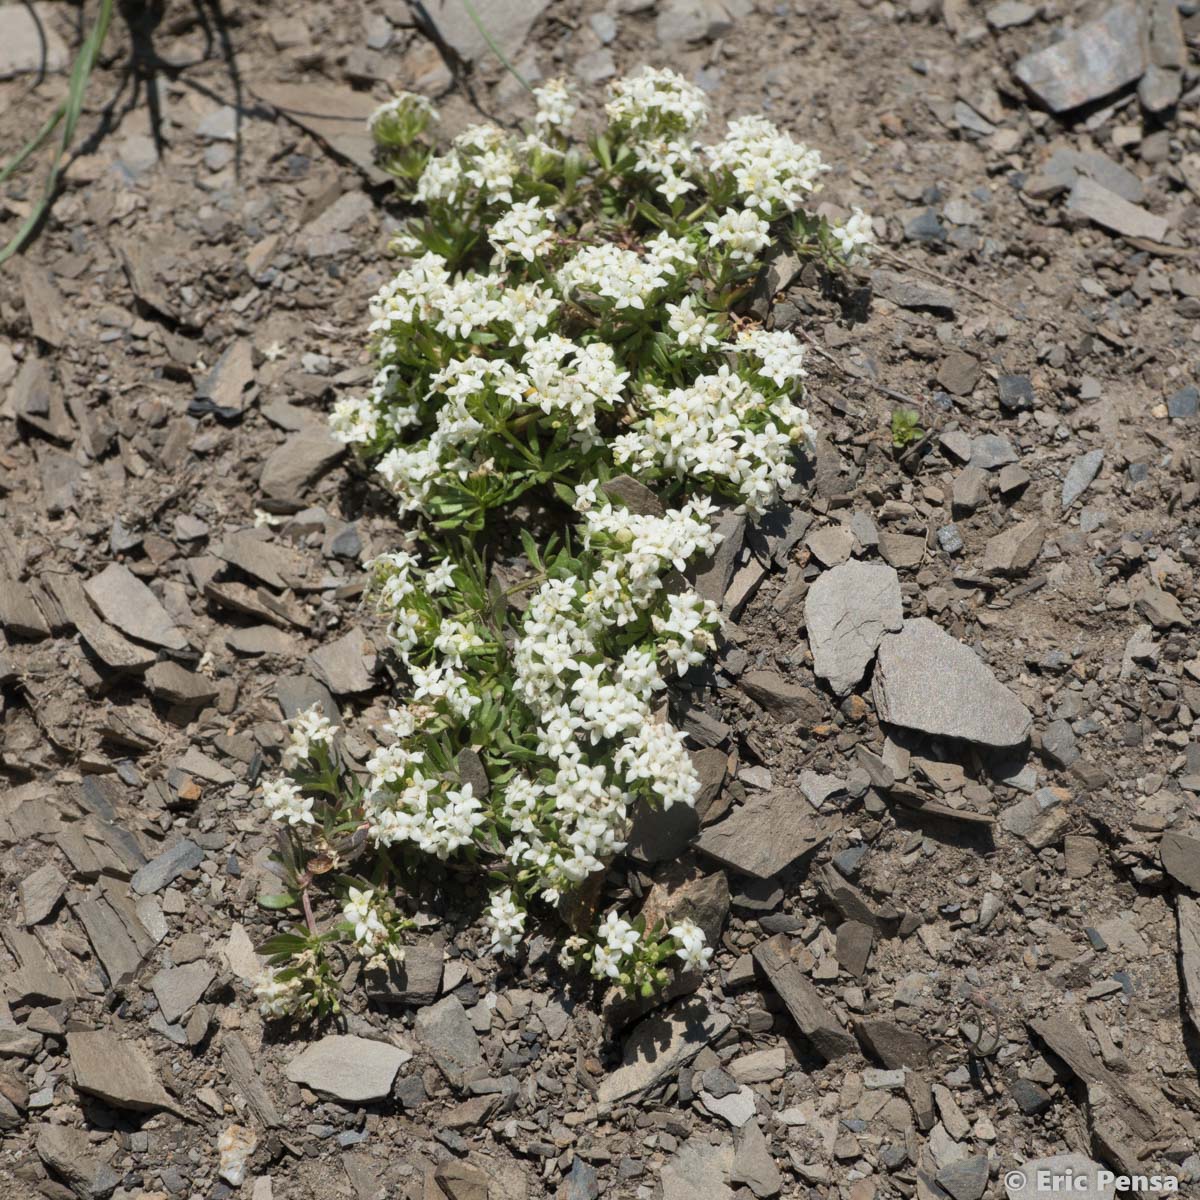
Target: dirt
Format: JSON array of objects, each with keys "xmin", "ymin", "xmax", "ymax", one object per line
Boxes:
[{"xmin": 1, "ymin": 1, "xmax": 1198, "ymax": 1198}]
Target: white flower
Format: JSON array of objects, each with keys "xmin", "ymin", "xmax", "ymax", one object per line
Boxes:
[
  {"xmin": 490, "ymin": 198, "xmax": 558, "ymax": 264},
  {"xmin": 605, "ymin": 67, "xmax": 709, "ymax": 141},
  {"xmin": 262, "ymin": 777, "xmax": 315, "ymax": 827},
  {"xmin": 704, "ymin": 207, "xmax": 770, "ymax": 263},
  {"xmin": 368, "ymin": 92, "xmax": 437, "ymax": 156},
  {"xmin": 706, "ymin": 115, "xmax": 829, "ymax": 215},
  {"xmin": 736, "ymin": 328, "xmax": 807, "ymax": 388},
  {"xmin": 484, "ymin": 887, "xmax": 527, "ymax": 956},
  {"xmin": 573, "ymin": 480, "xmax": 601, "ymax": 512},
  {"xmin": 329, "ymin": 395, "xmax": 379, "ymax": 445},
  {"xmin": 533, "ymin": 78, "xmax": 577, "ymax": 133},
  {"xmin": 557, "ymin": 242, "xmax": 672, "ymax": 312},
  {"xmin": 281, "ymin": 704, "xmax": 338, "ymax": 769},
  {"xmin": 669, "ymin": 918, "xmax": 713, "ymax": 971},
  {"xmin": 666, "ymin": 296, "xmax": 721, "ymax": 350},
  {"xmin": 831, "ymin": 206, "xmax": 874, "ymax": 263},
  {"xmin": 425, "ymin": 558, "xmax": 456, "ymax": 594},
  {"xmin": 343, "ymin": 886, "xmax": 388, "ymax": 953},
  {"xmin": 598, "ymin": 911, "xmax": 639, "ymax": 955},
  {"xmin": 557, "ymin": 935, "xmax": 587, "ymax": 970},
  {"xmin": 591, "ymin": 945, "xmax": 622, "ymax": 979}
]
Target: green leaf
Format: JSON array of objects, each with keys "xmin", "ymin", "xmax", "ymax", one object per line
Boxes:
[
  {"xmin": 259, "ymin": 892, "xmax": 299, "ymax": 911},
  {"xmin": 258, "ymin": 932, "xmax": 309, "ymax": 957}
]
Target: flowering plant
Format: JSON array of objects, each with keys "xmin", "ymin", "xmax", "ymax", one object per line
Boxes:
[{"xmin": 254, "ymin": 69, "xmax": 873, "ymax": 1020}]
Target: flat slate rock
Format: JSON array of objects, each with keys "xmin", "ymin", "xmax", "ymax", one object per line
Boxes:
[
  {"xmin": 414, "ymin": 996, "xmax": 483, "ymax": 1087},
  {"xmin": 416, "ymin": 0, "xmax": 551, "ymax": 62},
  {"xmin": 131, "ymin": 839, "xmax": 204, "ymax": 895},
  {"xmin": 737, "ymin": 670, "xmax": 821, "ymax": 724},
  {"xmin": 19, "ymin": 862, "xmax": 67, "ymax": 925},
  {"xmin": 259, "ymin": 426, "xmax": 346, "ymax": 510},
  {"xmin": 84, "ymin": 563, "xmax": 187, "ymax": 650},
  {"xmin": 151, "ymin": 961, "xmax": 215, "ymax": 1025},
  {"xmin": 937, "ymin": 1156, "xmax": 989, "ymax": 1200},
  {"xmin": 805, "ymin": 560, "xmax": 902, "ymax": 695},
  {"xmin": 286, "ymin": 1034, "xmax": 411, "ymax": 1103},
  {"xmin": 250, "ymin": 81, "xmax": 384, "ymax": 181},
  {"xmin": 1061, "ymin": 449, "xmax": 1104, "ymax": 509},
  {"xmin": 1013, "ymin": 2, "xmax": 1146, "ymax": 113},
  {"xmin": 35, "ymin": 1124, "xmax": 120, "ymax": 1200},
  {"xmin": 856, "ymin": 1018, "xmax": 931, "ymax": 1069},
  {"xmin": 872, "ymin": 618, "xmax": 1032, "ymax": 748},
  {"xmin": 598, "ymin": 998, "xmax": 731, "ymax": 1107},
  {"xmin": 68, "ymin": 1029, "xmax": 184, "ymax": 1114},
  {"xmin": 363, "ymin": 943, "xmax": 444, "ymax": 1006},
  {"xmin": 307, "ymin": 625, "xmax": 376, "ymax": 695},
  {"xmin": 0, "ymin": 3, "xmax": 69, "ymax": 79},
  {"xmin": 981, "ymin": 519, "xmax": 1044, "ymax": 577},
  {"xmin": 753, "ymin": 934, "xmax": 856, "ymax": 1062},
  {"xmin": 144, "ymin": 661, "xmax": 219, "ymax": 706},
  {"xmin": 1161, "ymin": 832, "xmax": 1200, "ymax": 891},
  {"xmin": 1067, "ymin": 177, "xmax": 1169, "ymax": 243},
  {"xmin": 696, "ymin": 790, "xmax": 835, "ymax": 879},
  {"xmin": 661, "ymin": 1138, "xmax": 736, "ymax": 1200}
]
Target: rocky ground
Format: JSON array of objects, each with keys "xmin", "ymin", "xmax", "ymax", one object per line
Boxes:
[{"xmin": 1, "ymin": 1, "xmax": 1199, "ymax": 1198}]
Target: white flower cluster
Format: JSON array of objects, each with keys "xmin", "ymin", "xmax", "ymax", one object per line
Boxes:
[
  {"xmin": 592, "ymin": 910, "xmax": 642, "ymax": 978},
  {"xmin": 614, "ymin": 360, "xmax": 815, "ymax": 512},
  {"xmin": 605, "ymin": 67, "xmax": 709, "ymax": 201},
  {"xmin": 707, "ymin": 115, "xmax": 829, "ymax": 215},
  {"xmin": 255, "ymin": 971, "xmax": 304, "ymax": 1018},
  {"xmin": 417, "ymin": 123, "xmax": 521, "ymax": 206},
  {"xmin": 342, "ymin": 886, "xmax": 407, "ymax": 967},
  {"xmin": 490, "ymin": 198, "xmax": 559, "ymax": 263},
  {"xmin": 704, "ymin": 208, "xmax": 771, "ymax": 264},
  {"xmin": 831, "ymin": 207, "xmax": 876, "ymax": 264},
  {"xmin": 533, "ymin": 78, "xmax": 577, "ymax": 135},
  {"xmin": 353, "ymin": 504, "xmax": 721, "ymax": 925},
  {"xmin": 484, "ymin": 887, "xmax": 527, "ymax": 956},
  {"xmin": 670, "ymin": 918, "xmax": 714, "ymax": 971},
  {"xmin": 494, "ymin": 503, "xmax": 721, "ymax": 903},
  {"xmin": 281, "ymin": 705, "xmax": 337, "ymax": 770},
  {"xmin": 257, "ymin": 67, "xmax": 877, "ymax": 1008}
]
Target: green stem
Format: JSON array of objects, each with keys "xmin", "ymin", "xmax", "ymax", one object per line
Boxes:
[{"xmin": 0, "ymin": 0, "xmax": 115, "ymax": 265}]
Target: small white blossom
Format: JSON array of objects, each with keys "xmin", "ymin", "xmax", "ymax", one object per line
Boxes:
[{"xmin": 669, "ymin": 918, "xmax": 713, "ymax": 971}]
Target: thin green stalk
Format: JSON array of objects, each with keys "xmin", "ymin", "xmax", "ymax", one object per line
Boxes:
[
  {"xmin": 460, "ymin": 0, "xmax": 531, "ymax": 94},
  {"xmin": 0, "ymin": 0, "xmax": 115, "ymax": 266}
]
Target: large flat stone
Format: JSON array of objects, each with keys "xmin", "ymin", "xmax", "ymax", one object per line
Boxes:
[
  {"xmin": 872, "ymin": 618, "xmax": 1032, "ymax": 748},
  {"xmin": 0, "ymin": 4, "xmax": 69, "ymax": 79},
  {"xmin": 414, "ymin": 996, "xmax": 483, "ymax": 1087},
  {"xmin": 805, "ymin": 561, "xmax": 902, "ymax": 695},
  {"xmin": 68, "ymin": 1030, "xmax": 184, "ymax": 1114},
  {"xmin": 84, "ymin": 563, "xmax": 187, "ymax": 650},
  {"xmin": 150, "ymin": 961, "xmax": 214, "ymax": 1025},
  {"xmin": 259, "ymin": 427, "xmax": 346, "ymax": 511},
  {"xmin": 1161, "ymin": 832, "xmax": 1200, "ymax": 891},
  {"xmin": 1013, "ymin": 4, "xmax": 1147, "ymax": 113},
  {"xmin": 696, "ymin": 790, "xmax": 835, "ymax": 879},
  {"xmin": 286, "ymin": 1034, "xmax": 411, "ymax": 1103},
  {"xmin": 416, "ymin": 0, "xmax": 551, "ymax": 62},
  {"xmin": 1067, "ymin": 177, "xmax": 1169, "ymax": 243},
  {"xmin": 1180, "ymin": 894, "xmax": 1200, "ymax": 1038}
]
